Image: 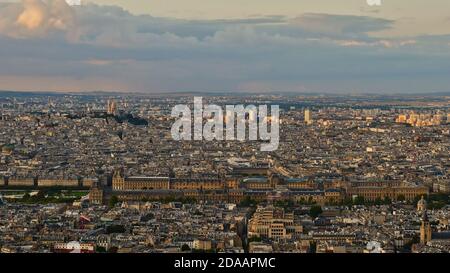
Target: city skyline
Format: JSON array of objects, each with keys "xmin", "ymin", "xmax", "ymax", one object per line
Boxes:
[
  {"xmin": 1, "ymin": 92, "xmax": 450, "ymax": 254},
  {"xmin": 0, "ymin": 0, "xmax": 450, "ymax": 93}
]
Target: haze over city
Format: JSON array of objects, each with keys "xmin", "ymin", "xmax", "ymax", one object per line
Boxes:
[{"xmin": 1, "ymin": 0, "xmax": 450, "ymax": 93}]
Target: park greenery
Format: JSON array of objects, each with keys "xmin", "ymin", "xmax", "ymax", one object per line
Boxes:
[{"xmin": 13, "ymin": 189, "xmax": 88, "ymax": 204}]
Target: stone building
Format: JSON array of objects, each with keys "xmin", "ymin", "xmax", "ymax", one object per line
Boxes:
[{"xmin": 248, "ymin": 206, "xmax": 303, "ymax": 240}]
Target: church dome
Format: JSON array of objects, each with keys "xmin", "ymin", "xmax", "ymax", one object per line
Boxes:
[{"xmin": 417, "ymin": 196, "xmax": 427, "ymax": 212}]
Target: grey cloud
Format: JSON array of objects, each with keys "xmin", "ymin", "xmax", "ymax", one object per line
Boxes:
[
  {"xmin": 0, "ymin": 2, "xmax": 449, "ymax": 93},
  {"xmin": 288, "ymin": 13, "xmax": 393, "ymax": 38}
]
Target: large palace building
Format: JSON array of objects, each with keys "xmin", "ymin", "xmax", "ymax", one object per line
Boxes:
[
  {"xmin": 345, "ymin": 180, "xmax": 428, "ymax": 201},
  {"xmin": 89, "ymin": 168, "xmax": 345, "ymax": 205},
  {"xmin": 88, "ymin": 168, "xmax": 428, "ymax": 205},
  {"xmin": 112, "ymin": 170, "xmax": 240, "ymax": 191}
]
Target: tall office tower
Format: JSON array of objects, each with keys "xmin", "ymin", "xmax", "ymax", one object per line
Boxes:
[
  {"xmin": 304, "ymin": 109, "xmax": 312, "ymax": 125},
  {"xmin": 107, "ymin": 99, "xmax": 117, "ymax": 115}
]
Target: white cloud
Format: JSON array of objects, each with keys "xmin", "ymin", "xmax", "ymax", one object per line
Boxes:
[
  {"xmin": 0, "ymin": 0, "xmax": 75, "ymax": 38},
  {"xmin": 336, "ymin": 39, "xmax": 417, "ymax": 48}
]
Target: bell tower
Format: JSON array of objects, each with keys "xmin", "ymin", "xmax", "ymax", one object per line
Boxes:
[{"xmin": 420, "ymin": 211, "xmax": 432, "ymax": 245}]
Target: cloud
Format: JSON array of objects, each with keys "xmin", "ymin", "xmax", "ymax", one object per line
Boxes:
[
  {"xmin": 336, "ymin": 39, "xmax": 417, "ymax": 48},
  {"xmin": 0, "ymin": 0, "xmax": 75, "ymax": 38},
  {"xmin": 288, "ymin": 13, "xmax": 393, "ymax": 38},
  {"xmin": 0, "ymin": 3, "xmax": 409, "ymax": 49},
  {"xmin": 0, "ymin": 2, "xmax": 450, "ymax": 93}
]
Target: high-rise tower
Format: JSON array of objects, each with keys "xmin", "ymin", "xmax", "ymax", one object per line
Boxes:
[
  {"xmin": 304, "ymin": 109, "xmax": 312, "ymax": 125},
  {"xmin": 107, "ymin": 99, "xmax": 117, "ymax": 115}
]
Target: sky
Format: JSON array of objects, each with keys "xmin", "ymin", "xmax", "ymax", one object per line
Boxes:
[{"xmin": 0, "ymin": 0, "xmax": 450, "ymax": 93}]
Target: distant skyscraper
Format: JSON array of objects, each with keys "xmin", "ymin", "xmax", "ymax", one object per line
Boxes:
[
  {"xmin": 107, "ymin": 99, "xmax": 117, "ymax": 115},
  {"xmin": 304, "ymin": 109, "xmax": 312, "ymax": 125}
]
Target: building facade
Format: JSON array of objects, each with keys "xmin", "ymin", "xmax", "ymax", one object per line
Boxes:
[{"xmin": 248, "ymin": 206, "xmax": 303, "ymax": 240}]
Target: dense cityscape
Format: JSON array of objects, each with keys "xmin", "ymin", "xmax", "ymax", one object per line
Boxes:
[{"xmin": 1, "ymin": 92, "xmax": 450, "ymax": 253}]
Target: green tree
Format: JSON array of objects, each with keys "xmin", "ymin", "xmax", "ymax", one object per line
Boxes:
[
  {"xmin": 96, "ymin": 246, "xmax": 106, "ymax": 253},
  {"xmin": 354, "ymin": 196, "xmax": 365, "ymax": 205},
  {"xmin": 342, "ymin": 197, "xmax": 353, "ymax": 207},
  {"xmin": 397, "ymin": 195, "xmax": 406, "ymax": 202},
  {"xmin": 374, "ymin": 197, "xmax": 383, "ymax": 206},
  {"xmin": 429, "ymin": 201, "xmax": 446, "ymax": 210},
  {"xmin": 248, "ymin": 236, "xmax": 262, "ymax": 243},
  {"xmin": 106, "ymin": 225, "xmax": 126, "ymax": 234},
  {"xmin": 309, "ymin": 205, "xmax": 323, "ymax": 218},
  {"xmin": 109, "ymin": 195, "xmax": 119, "ymax": 208},
  {"xmin": 181, "ymin": 244, "xmax": 191, "ymax": 252},
  {"xmin": 22, "ymin": 193, "xmax": 31, "ymax": 201},
  {"xmin": 309, "ymin": 241, "xmax": 317, "ymax": 253},
  {"xmin": 35, "ymin": 190, "xmax": 47, "ymax": 201},
  {"xmin": 140, "ymin": 213, "xmax": 155, "ymax": 222},
  {"xmin": 239, "ymin": 196, "xmax": 257, "ymax": 207}
]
